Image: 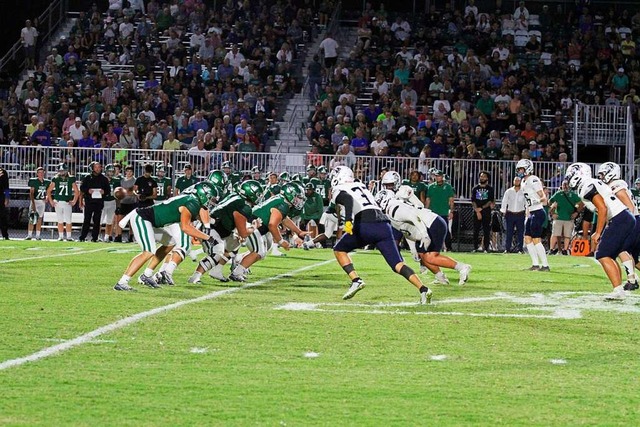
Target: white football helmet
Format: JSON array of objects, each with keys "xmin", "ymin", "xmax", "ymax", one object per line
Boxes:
[
  {"xmin": 565, "ymin": 162, "xmax": 592, "ymax": 190},
  {"xmin": 596, "ymin": 162, "xmax": 621, "ymax": 184},
  {"xmin": 381, "ymin": 171, "xmax": 402, "ymax": 191},
  {"xmin": 515, "ymin": 159, "xmax": 534, "ymax": 177},
  {"xmin": 635, "ymin": 178, "xmax": 640, "ymax": 188},
  {"xmin": 374, "ymin": 189, "xmax": 394, "ymax": 212},
  {"xmin": 329, "ymin": 166, "xmax": 354, "ymax": 187}
]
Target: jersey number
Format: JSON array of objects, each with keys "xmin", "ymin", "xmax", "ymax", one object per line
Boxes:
[
  {"xmin": 37, "ymin": 188, "xmax": 47, "ymax": 199},
  {"xmin": 57, "ymin": 184, "xmax": 69, "ymax": 197},
  {"xmin": 523, "ymin": 193, "xmax": 532, "ymax": 207},
  {"xmin": 351, "ymin": 186, "xmax": 374, "ymax": 207},
  {"xmin": 158, "ymin": 185, "xmax": 165, "ymax": 197}
]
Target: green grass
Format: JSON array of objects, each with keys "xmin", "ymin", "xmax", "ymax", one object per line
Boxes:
[{"xmin": 1, "ymin": 240, "xmax": 640, "ymax": 426}]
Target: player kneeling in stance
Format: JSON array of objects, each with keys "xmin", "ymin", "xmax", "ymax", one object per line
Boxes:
[
  {"xmin": 229, "ymin": 183, "xmax": 308, "ymax": 281},
  {"xmin": 188, "ymin": 180, "xmax": 263, "ymax": 284},
  {"xmin": 566, "ymin": 163, "xmax": 637, "ymax": 300},
  {"xmin": 330, "ymin": 166, "xmax": 433, "ymax": 304},
  {"xmin": 516, "ymin": 159, "xmax": 550, "ymax": 271},
  {"xmin": 596, "ymin": 162, "xmax": 640, "ymax": 290},
  {"xmin": 114, "ymin": 182, "xmax": 220, "ymax": 291},
  {"xmin": 375, "ymin": 188, "xmax": 471, "ymax": 286}
]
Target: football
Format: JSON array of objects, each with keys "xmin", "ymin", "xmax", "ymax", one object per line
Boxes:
[{"xmin": 113, "ymin": 186, "xmax": 126, "ymax": 200}]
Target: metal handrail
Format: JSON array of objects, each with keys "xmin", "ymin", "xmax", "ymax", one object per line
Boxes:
[{"xmin": 0, "ymin": 0, "xmax": 68, "ymax": 72}]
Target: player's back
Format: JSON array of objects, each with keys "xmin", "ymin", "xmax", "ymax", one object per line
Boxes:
[
  {"xmin": 522, "ymin": 175, "xmax": 544, "ymax": 211},
  {"xmin": 609, "ymin": 179, "xmax": 638, "ymax": 215},
  {"xmin": 332, "ymin": 181, "xmax": 380, "ymax": 217},
  {"xmin": 151, "ymin": 194, "xmax": 201, "ymax": 227},
  {"xmin": 579, "ymin": 178, "xmax": 627, "ymax": 220}
]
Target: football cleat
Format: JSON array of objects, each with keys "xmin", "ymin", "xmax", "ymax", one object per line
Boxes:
[
  {"xmin": 57, "ymin": 237, "xmax": 64, "ymax": 241},
  {"xmin": 432, "ymin": 273, "xmax": 450, "ymax": 285},
  {"xmin": 420, "ymin": 287, "xmax": 433, "ymax": 305},
  {"xmin": 540, "ymin": 266, "xmax": 551, "ymax": 272},
  {"xmin": 229, "ymin": 273, "xmax": 247, "ymax": 282},
  {"xmin": 342, "ymin": 279, "xmax": 365, "ymax": 300},
  {"xmin": 160, "ymin": 271, "xmax": 175, "ymax": 286},
  {"xmin": 604, "ymin": 286, "xmax": 626, "ymax": 301},
  {"xmin": 139, "ymin": 274, "xmax": 161, "ymax": 289},
  {"xmin": 271, "ymin": 247, "xmax": 285, "ymax": 256},
  {"xmin": 25, "ymin": 236, "xmax": 32, "ymax": 240},
  {"xmin": 187, "ymin": 276, "xmax": 202, "ymax": 285},
  {"xmin": 623, "ymin": 281, "xmax": 639, "ymax": 291},
  {"xmin": 114, "ymin": 283, "xmax": 136, "ymax": 291},
  {"xmin": 154, "ymin": 272, "xmax": 166, "ymax": 285},
  {"xmin": 458, "ymin": 264, "xmax": 472, "ymax": 285},
  {"xmin": 209, "ymin": 267, "xmax": 230, "ymax": 282},
  {"xmin": 527, "ymin": 265, "xmax": 540, "ymax": 271}
]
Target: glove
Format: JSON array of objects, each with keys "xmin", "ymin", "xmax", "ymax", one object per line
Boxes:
[{"xmin": 344, "ymin": 220, "xmax": 353, "ymax": 235}]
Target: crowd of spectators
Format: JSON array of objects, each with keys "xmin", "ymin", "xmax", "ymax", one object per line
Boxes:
[
  {"xmin": 306, "ymin": 0, "xmax": 640, "ymax": 178},
  {"xmin": 0, "ymin": 0, "xmax": 323, "ymax": 171}
]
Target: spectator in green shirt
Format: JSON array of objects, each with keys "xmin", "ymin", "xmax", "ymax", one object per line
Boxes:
[
  {"xmin": 426, "ymin": 169, "xmax": 456, "ymax": 251},
  {"xmin": 406, "ymin": 170, "xmax": 428, "ymax": 206},
  {"xmin": 548, "ymin": 180, "xmax": 581, "ymax": 255}
]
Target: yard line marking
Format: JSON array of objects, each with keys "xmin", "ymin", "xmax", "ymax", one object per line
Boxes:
[
  {"xmin": 0, "ymin": 257, "xmax": 335, "ymax": 371},
  {"xmin": 430, "ymin": 355, "xmax": 448, "ymax": 361},
  {"xmin": 303, "ymin": 352, "xmax": 320, "ymax": 358},
  {"xmin": 550, "ymin": 359, "xmax": 567, "ymax": 365},
  {"xmin": 0, "ymin": 247, "xmax": 111, "ymax": 264}
]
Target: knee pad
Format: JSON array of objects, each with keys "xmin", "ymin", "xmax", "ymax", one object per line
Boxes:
[
  {"xmin": 198, "ymin": 256, "xmax": 216, "ymax": 272},
  {"xmin": 173, "ymin": 248, "xmax": 187, "ymax": 261}
]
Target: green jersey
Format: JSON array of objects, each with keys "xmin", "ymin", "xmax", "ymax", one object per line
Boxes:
[
  {"xmin": 252, "ymin": 195, "xmax": 289, "ymax": 234},
  {"xmin": 29, "ymin": 177, "xmax": 51, "ymax": 200},
  {"xmin": 427, "ymin": 182, "xmax": 456, "ymax": 216},
  {"xmin": 154, "ymin": 177, "xmax": 172, "ymax": 201},
  {"xmin": 104, "ymin": 177, "xmax": 121, "ymax": 202},
  {"xmin": 175, "ymin": 175, "xmax": 198, "ymax": 193},
  {"xmin": 51, "ymin": 175, "xmax": 76, "ymax": 202},
  {"xmin": 229, "ymin": 172, "xmax": 242, "ymax": 184},
  {"xmin": 265, "ymin": 183, "xmax": 281, "ymax": 196},
  {"xmin": 210, "ymin": 194, "xmax": 253, "ymax": 237},
  {"xmin": 302, "ymin": 191, "xmax": 324, "ymax": 221},
  {"xmin": 311, "ymin": 178, "xmax": 331, "ymax": 205},
  {"xmin": 631, "ymin": 188, "xmax": 640, "ymax": 212},
  {"xmin": 549, "ymin": 190, "xmax": 581, "ymax": 221},
  {"xmin": 149, "ymin": 194, "xmax": 201, "ymax": 227},
  {"xmin": 407, "ymin": 181, "xmax": 428, "ymax": 203}
]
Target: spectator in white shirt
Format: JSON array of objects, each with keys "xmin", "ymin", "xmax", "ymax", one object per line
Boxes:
[
  {"xmin": 513, "ymin": 1, "xmax": 530, "ymax": 20},
  {"xmin": 69, "ymin": 118, "xmax": 86, "ymax": 142},
  {"xmin": 464, "ymin": 0, "xmax": 478, "ymax": 18},
  {"xmin": 390, "ymin": 17, "xmax": 411, "ymax": 41},
  {"xmin": 500, "ymin": 176, "xmax": 526, "ymax": 253},
  {"xmin": 20, "ymin": 20, "xmax": 39, "ymax": 69},
  {"xmin": 224, "ymin": 45, "xmax": 245, "ymax": 68},
  {"xmin": 370, "ymin": 133, "xmax": 388, "ymax": 156},
  {"xmin": 189, "ymin": 28, "xmax": 206, "ymax": 52}
]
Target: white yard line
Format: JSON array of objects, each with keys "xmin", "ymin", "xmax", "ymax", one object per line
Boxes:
[
  {"xmin": 0, "ymin": 247, "xmax": 111, "ymax": 264},
  {"xmin": 0, "ymin": 258, "xmax": 335, "ymax": 371}
]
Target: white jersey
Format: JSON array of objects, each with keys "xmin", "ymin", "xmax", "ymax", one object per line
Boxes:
[
  {"xmin": 578, "ymin": 177, "xmax": 628, "ymax": 220},
  {"xmin": 396, "ymin": 185, "xmax": 424, "ymax": 209},
  {"xmin": 609, "ymin": 179, "xmax": 638, "ymax": 216},
  {"xmin": 381, "ymin": 191, "xmax": 439, "ymax": 244},
  {"xmin": 331, "ymin": 181, "xmax": 380, "ymax": 217},
  {"xmin": 522, "ymin": 175, "xmax": 545, "ymax": 211}
]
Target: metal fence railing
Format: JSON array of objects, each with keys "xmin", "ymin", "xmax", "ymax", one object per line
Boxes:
[{"xmin": 3, "ymin": 146, "xmax": 638, "ymax": 200}]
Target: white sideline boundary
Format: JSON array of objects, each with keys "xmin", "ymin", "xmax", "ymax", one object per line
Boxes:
[
  {"xmin": 0, "ymin": 258, "xmax": 335, "ymax": 371},
  {"xmin": 0, "ymin": 247, "xmax": 111, "ymax": 264}
]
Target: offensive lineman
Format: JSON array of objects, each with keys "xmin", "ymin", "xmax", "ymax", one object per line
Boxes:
[
  {"xmin": 26, "ymin": 167, "xmax": 50, "ymax": 240},
  {"xmin": 47, "ymin": 163, "xmax": 79, "ymax": 241},
  {"xmin": 516, "ymin": 159, "xmax": 550, "ymax": 271},
  {"xmin": 330, "ymin": 166, "xmax": 433, "ymax": 304}
]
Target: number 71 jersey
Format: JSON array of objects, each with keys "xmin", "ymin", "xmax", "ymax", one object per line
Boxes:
[{"xmin": 331, "ymin": 181, "xmax": 380, "ymax": 217}]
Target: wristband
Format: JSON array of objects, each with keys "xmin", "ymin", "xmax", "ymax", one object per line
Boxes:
[{"xmin": 278, "ymin": 239, "xmax": 286, "ymax": 245}]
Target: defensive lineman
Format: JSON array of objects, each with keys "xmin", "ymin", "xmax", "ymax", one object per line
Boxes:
[
  {"xmin": 330, "ymin": 166, "xmax": 433, "ymax": 304},
  {"xmin": 516, "ymin": 159, "xmax": 550, "ymax": 271}
]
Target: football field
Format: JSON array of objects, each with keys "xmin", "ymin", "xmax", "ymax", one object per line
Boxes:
[{"xmin": 1, "ymin": 240, "xmax": 640, "ymax": 425}]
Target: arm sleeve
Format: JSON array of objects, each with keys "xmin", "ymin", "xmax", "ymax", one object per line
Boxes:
[{"xmin": 335, "ymin": 191, "xmax": 354, "ymax": 222}]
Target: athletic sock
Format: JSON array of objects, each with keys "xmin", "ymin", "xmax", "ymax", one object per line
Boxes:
[
  {"xmin": 526, "ymin": 243, "xmax": 539, "ymax": 266},
  {"xmin": 158, "ymin": 263, "xmax": 167, "ymax": 273},
  {"xmin": 165, "ymin": 261, "xmax": 178, "ymax": 275},
  {"xmin": 435, "ymin": 271, "xmax": 447, "ymax": 281},
  {"xmin": 119, "ymin": 274, "xmax": 131, "ymax": 285},
  {"xmin": 535, "ymin": 243, "xmax": 549, "ymax": 267},
  {"xmin": 58, "ymin": 233, "xmax": 64, "ymax": 240},
  {"xmin": 454, "ymin": 263, "xmax": 463, "ymax": 271},
  {"xmin": 190, "ymin": 271, "xmax": 202, "ymax": 282},
  {"xmin": 143, "ymin": 268, "xmax": 154, "ymax": 277},
  {"xmin": 35, "ymin": 231, "xmax": 40, "ymax": 238},
  {"xmin": 622, "ymin": 260, "xmax": 637, "ymax": 282}
]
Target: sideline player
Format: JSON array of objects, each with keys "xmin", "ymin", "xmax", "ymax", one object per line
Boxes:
[
  {"xmin": 516, "ymin": 159, "xmax": 550, "ymax": 271},
  {"xmin": 566, "ymin": 163, "xmax": 636, "ymax": 300},
  {"xmin": 26, "ymin": 167, "xmax": 50, "ymax": 240},
  {"xmin": 330, "ymin": 166, "xmax": 433, "ymax": 304},
  {"xmin": 114, "ymin": 181, "xmax": 219, "ymax": 291},
  {"xmin": 101, "ymin": 164, "xmax": 120, "ymax": 242},
  {"xmin": 47, "ymin": 163, "xmax": 79, "ymax": 241}
]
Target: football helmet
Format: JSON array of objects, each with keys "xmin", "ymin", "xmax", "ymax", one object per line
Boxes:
[
  {"xmin": 305, "ymin": 182, "xmax": 315, "ymax": 192},
  {"xmin": 381, "ymin": 171, "xmax": 402, "ymax": 191},
  {"xmin": 596, "ymin": 162, "xmax": 620, "ymax": 184},
  {"xmin": 317, "ymin": 165, "xmax": 328, "ymax": 175},
  {"xmin": 208, "ymin": 170, "xmax": 228, "ymax": 190},
  {"xmin": 374, "ymin": 189, "xmax": 394, "ymax": 212},
  {"xmin": 306, "ymin": 164, "xmax": 317, "ymax": 172},
  {"xmin": 238, "ymin": 179, "xmax": 264, "ymax": 205},
  {"xmin": 278, "ymin": 171, "xmax": 290, "ymax": 183},
  {"xmin": 329, "ymin": 166, "xmax": 354, "ymax": 187},
  {"xmin": 282, "ymin": 182, "xmax": 306, "ymax": 210},
  {"xmin": 635, "ymin": 178, "xmax": 640, "ymax": 188},
  {"xmin": 58, "ymin": 163, "xmax": 68, "ymax": 176},
  {"xmin": 290, "ymin": 173, "xmax": 302, "ymax": 182},
  {"xmin": 156, "ymin": 165, "xmax": 165, "ymax": 176},
  {"xmin": 565, "ymin": 163, "xmax": 592, "ymax": 190},
  {"xmin": 515, "ymin": 159, "xmax": 534, "ymax": 177},
  {"xmin": 221, "ymin": 161, "xmax": 232, "ymax": 171},
  {"xmin": 193, "ymin": 181, "xmax": 220, "ymax": 210}
]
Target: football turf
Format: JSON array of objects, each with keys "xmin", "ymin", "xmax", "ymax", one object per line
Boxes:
[{"xmin": 1, "ymin": 240, "xmax": 640, "ymax": 425}]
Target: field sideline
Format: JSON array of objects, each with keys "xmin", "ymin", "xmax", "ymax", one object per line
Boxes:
[{"xmin": 1, "ymin": 241, "xmax": 640, "ymax": 425}]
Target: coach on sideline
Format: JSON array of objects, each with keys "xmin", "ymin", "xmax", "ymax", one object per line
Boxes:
[{"xmin": 79, "ymin": 161, "xmax": 110, "ymax": 242}]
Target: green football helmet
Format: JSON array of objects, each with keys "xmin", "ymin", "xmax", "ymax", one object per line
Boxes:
[
  {"xmin": 221, "ymin": 161, "xmax": 232, "ymax": 171},
  {"xmin": 305, "ymin": 182, "xmax": 315, "ymax": 192},
  {"xmin": 290, "ymin": 173, "xmax": 302, "ymax": 182},
  {"xmin": 278, "ymin": 171, "xmax": 290, "ymax": 183},
  {"xmin": 281, "ymin": 182, "xmax": 306, "ymax": 210},
  {"xmin": 208, "ymin": 169, "xmax": 228, "ymax": 189},
  {"xmin": 317, "ymin": 165, "xmax": 328, "ymax": 175},
  {"xmin": 238, "ymin": 179, "xmax": 264, "ymax": 205},
  {"xmin": 306, "ymin": 164, "xmax": 317, "ymax": 172},
  {"xmin": 58, "ymin": 163, "xmax": 69, "ymax": 174},
  {"xmin": 193, "ymin": 181, "xmax": 220, "ymax": 210}
]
